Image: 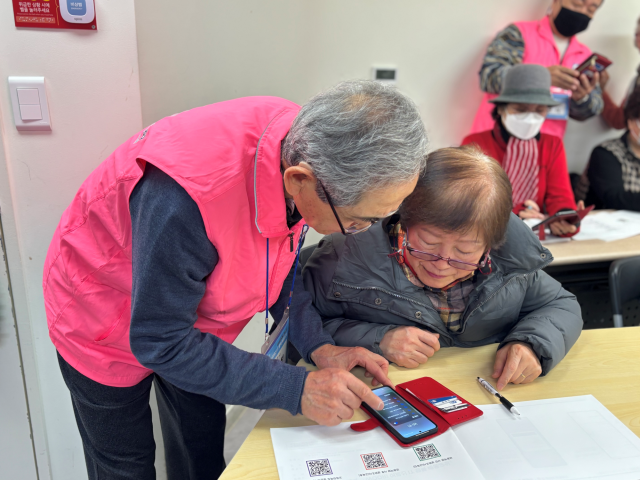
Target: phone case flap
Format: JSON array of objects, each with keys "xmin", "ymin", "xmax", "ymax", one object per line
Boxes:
[
  {"xmin": 397, "ymin": 377, "xmax": 483, "ymax": 427},
  {"xmin": 350, "ymin": 418, "xmax": 378, "ymax": 432}
]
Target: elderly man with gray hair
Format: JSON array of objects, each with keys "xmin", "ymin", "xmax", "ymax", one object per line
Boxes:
[{"xmin": 44, "ymin": 80, "xmax": 428, "ymax": 479}]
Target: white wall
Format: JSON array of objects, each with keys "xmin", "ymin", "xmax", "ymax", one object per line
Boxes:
[
  {"xmin": 0, "ymin": 1, "xmax": 143, "ymax": 478},
  {"xmin": 134, "ymin": 0, "xmax": 640, "ymax": 173}
]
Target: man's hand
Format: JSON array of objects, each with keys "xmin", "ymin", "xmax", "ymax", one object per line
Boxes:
[
  {"xmin": 379, "ymin": 326, "xmax": 440, "ymax": 368},
  {"xmin": 573, "ymin": 72, "xmax": 600, "ymax": 102},
  {"xmin": 301, "ymin": 368, "xmax": 385, "ymax": 426},
  {"xmin": 548, "ymin": 65, "xmax": 580, "ymax": 91},
  {"xmin": 492, "ymin": 341, "xmax": 542, "ymax": 390},
  {"xmin": 518, "ymin": 200, "xmax": 545, "ymax": 220},
  {"xmin": 310, "ymin": 344, "xmax": 393, "ymax": 388}
]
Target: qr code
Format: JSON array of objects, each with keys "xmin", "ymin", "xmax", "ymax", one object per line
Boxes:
[
  {"xmin": 360, "ymin": 452, "xmax": 388, "ymax": 470},
  {"xmin": 413, "ymin": 444, "xmax": 441, "ymax": 461},
  {"xmin": 306, "ymin": 459, "xmax": 333, "ymax": 477}
]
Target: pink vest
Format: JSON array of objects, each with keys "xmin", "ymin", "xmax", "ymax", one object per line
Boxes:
[
  {"xmin": 43, "ymin": 97, "xmax": 304, "ymax": 387},
  {"xmin": 469, "ymin": 16, "xmax": 592, "ymax": 139}
]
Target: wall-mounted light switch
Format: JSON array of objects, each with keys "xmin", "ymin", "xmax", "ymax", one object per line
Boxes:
[{"xmin": 8, "ymin": 77, "xmax": 51, "ymax": 131}]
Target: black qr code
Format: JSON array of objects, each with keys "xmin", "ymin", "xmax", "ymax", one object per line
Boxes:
[
  {"xmin": 413, "ymin": 444, "xmax": 441, "ymax": 461},
  {"xmin": 306, "ymin": 459, "xmax": 333, "ymax": 477},
  {"xmin": 360, "ymin": 452, "xmax": 388, "ymax": 470}
]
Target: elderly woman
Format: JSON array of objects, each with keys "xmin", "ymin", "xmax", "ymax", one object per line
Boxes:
[
  {"xmin": 587, "ymin": 87, "xmax": 640, "ymax": 210},
  {"xmin": 44, "ymin": 81, "xmax": 427, "ymax": 479},
  {"xmin": 463, "ymin": 64, "xmax": 583, "ymax": 237},
  {"xmin": 304, "ymin": 146, "xmax": 582, "ymax": 391}
]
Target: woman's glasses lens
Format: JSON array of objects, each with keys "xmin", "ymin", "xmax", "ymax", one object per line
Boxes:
[{"xmin": 408, "ymin": 249, "xmax": 477, "ymax": 270}]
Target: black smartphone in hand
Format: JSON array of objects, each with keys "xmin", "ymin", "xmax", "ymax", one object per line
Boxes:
[
  {"xmin": 531, "ymin": 210, "xmax": 580, "ymax": 230},
  {"xmin": 361, "ymin": 386, "xmax": 438, "ymax": 444}
]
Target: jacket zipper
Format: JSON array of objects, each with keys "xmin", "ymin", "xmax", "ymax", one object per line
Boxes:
[
  {"xmin": 332, "ymin": 281, "xmax": 448, "ymax": 336},
  {"xmin": 332, "ymin": 281, "xmax": 437, "ymax": 311},
  {"xmin": 268, "ymin": 230, "xmax": 298, "ymax": 297}
]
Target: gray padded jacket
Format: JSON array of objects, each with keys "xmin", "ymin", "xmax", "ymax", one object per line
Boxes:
[{"xmin": 302, "ymin": 214, "xmax": 583, "ymax": 375}]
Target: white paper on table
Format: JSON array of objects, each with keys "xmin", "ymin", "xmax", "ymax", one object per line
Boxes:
[
  {"xmin": 572, "ymin": 210, "xmax": 640, "ymax": 242},
  {"xmin": 270, "ymin": 422, "xmax": 484, "ymax": 480},
  {"xmin": 453, "ymin": 395, "xmax": 640, "ymax": 480},
  {"xmin": 271, "ymin": 396, "xmax": 640, "ymax": 480}
]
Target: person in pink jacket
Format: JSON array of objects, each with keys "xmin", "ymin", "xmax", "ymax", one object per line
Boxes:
[
  {"xmin": 469, "ymin": 0, "xmax": 605, "ymax": 139},
  {"xmin": 44, "ymin": 81, "xmax": 428, "ymax": 479}
]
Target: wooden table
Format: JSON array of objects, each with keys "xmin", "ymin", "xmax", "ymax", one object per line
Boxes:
[
  {"xmin": 220, "ymin": 327, "xmax": 640, "ymax": 480},
  {"xmin": 546, "ymin": 235, "xmax": 640, "ymax": 266}
]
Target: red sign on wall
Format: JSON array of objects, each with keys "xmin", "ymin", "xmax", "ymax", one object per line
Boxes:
[{"xmin": 12, "ymin": 0, "xmax": 97, "ymax": 30}]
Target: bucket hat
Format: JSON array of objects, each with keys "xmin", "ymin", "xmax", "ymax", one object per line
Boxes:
[{"xmin": 489, "ymin": 64, "xmax": 560, "ymax": 106}]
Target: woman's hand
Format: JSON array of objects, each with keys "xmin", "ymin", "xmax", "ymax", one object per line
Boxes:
[
  {"xmin": 379, "ymin": 326, "xmax": 440, "ymax": 368},
  {"xmin": 518, "ymin": 200, "xmax": 545, "ymax": 220},
  {"xmin": 492, "ymin": 341, "xmax": 542, "ymax": 390},
  {"xmin": 550, "ymin": 201, "xmax": 584, "ymax": 236}
]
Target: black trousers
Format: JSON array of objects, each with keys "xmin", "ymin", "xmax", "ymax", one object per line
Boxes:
[{"xmin": 58, "ymin": 353, "xmax": 226, "ymax": 480}]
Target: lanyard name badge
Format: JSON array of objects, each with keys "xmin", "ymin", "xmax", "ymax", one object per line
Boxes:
[
  {"xmin": 547, "ymin": 86, "xmax": 571, "ymax": 121},
  {"xmin": 261, "ymin": 224, "xmax": 309, "ymax": 362}
]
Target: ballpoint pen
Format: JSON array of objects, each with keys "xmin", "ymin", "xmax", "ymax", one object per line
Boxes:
[{"xmin": 477, "ymin": 377, "xmax": 520, "ymax": 415}]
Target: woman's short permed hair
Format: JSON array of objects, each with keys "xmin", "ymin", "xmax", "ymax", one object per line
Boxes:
[
  {"xmin": 399, "ymin": 146, "xmax": 513, "ymax": 249},
  {"xmin": 624, "ymin": 87, "xmax": 640, "ymax": 122}
]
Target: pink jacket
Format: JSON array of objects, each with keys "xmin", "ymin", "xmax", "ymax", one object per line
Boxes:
[
  {"xmin": 469, "ymin": 16, "xmax": 592, "ymax": 138},
  {"xmin": 44, "ymin": 97, "xmax": 305, "ymax": 387}
]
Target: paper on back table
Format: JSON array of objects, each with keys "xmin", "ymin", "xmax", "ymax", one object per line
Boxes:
[{"xmin": 270, "ymin": 422, "xmax": 484, "ymax": 480}]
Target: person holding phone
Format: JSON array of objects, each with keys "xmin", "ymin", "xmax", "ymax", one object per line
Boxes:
[
  {"xmin": 463, "ymin": 64, "xmax": 584, "ymax": 237},
  {"xmin": 44, "ymin": 81, "xmax": 429, "ymax": 480},
  {"xmin": 469, "ymin": 0, "xmax": 604, "ymax": 139},
  {"xmin": 303, "ymin": 146, "xmax": 583, "ymax": 393},
  {"xmin": 599, "ymin": 15, "xmax": 640, "ymax": 130}
]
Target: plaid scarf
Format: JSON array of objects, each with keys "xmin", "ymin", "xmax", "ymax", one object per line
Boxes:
[{"xmin": 388, "ymin": 222, "xmax": 475, "ymax": 332}]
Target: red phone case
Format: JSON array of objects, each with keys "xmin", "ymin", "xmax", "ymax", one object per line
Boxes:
[{"xmin": 351, "ymin": 377, "xmax": 483, "ymax": 448}]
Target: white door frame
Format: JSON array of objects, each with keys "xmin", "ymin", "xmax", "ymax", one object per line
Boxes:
[{"xmin": 0, "ymin": 124, "xmax": 52, "ymax": 480}]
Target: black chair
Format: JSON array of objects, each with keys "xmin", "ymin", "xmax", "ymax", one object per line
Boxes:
[{"xmin": 609, "ymin": 256, "xmax": 640, "ymax": 328}]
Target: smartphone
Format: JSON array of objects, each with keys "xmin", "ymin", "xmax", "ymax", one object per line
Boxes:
[
  {"xmin": 531, "ymin": 210, "xmax": 580, "ymax": 230},
  {"xmin": 576, "ymin": 53, "xmax": 612, "ymax": 75},
  {"xmin": 361, "ymin": 386, "xmax": 438, "ymax": 444}
]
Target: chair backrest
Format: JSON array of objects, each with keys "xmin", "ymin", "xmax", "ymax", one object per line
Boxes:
[
  {"xmin": 299, "ymin": 243, "xmax": 318, "ymax": 270},
  {"xmin": 609, "ymin": 255, "xmax": 640, "ymax": 325}
]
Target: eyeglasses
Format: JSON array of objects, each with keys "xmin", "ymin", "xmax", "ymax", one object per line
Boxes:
[
  {"xmin": 403, "ymin": 228, "xmax": 489, "ymax": 271},
  {"xmin": 319, "ymin": 181, "xmax": 391, "ymax": 236}
]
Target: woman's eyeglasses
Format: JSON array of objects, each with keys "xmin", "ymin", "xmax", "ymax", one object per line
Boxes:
[
  {"xmin": 319, "ymin": 181, "xmax": 393, "ymax": 236},
  {"xmin": 403, "ymin": 228, "xmax": 489, "ymax": 271}
]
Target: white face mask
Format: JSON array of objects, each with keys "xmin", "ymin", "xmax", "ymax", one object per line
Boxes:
[{"xmin": 502, "ymin": 112, "xmax": 546, "ymax": 140}]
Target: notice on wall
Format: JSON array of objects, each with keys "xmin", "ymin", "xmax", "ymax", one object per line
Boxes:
[{"xmin": 12, "ymin": 0, "xmax": 97, "ymax": 30}]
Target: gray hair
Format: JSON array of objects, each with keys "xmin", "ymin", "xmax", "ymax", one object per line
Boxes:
[{"xmin": 283, "ymin": 80, "xmax": 429, "ymax": 207}]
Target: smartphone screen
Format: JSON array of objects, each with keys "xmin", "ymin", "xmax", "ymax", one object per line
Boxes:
[{"xmin": 362, "ymin": 386, "xmax": 438, "ymax": 443}]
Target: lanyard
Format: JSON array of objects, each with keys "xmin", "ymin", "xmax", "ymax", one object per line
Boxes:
[{"xmin": 265, "ymin": 224, "xmax": 309, "ymax": 340}]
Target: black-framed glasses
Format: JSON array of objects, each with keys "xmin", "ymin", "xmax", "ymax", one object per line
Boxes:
[
  {"xmin": 319, "ymin": 181, "xmax": 385, "ymax": 236},
  {"xmin": 402, "ymin": 228, "xmax": 490, "ymax": 271}
]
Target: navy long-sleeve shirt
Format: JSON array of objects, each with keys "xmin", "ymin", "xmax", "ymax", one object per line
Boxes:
[{"xmin": 129, "ymin": 164, "xmax": 334, "ymax": 415}]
